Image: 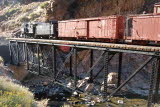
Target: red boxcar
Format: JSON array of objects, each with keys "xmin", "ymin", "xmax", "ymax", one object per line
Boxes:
[
  {"xmin": 58, "ymin": 16, "xmax": 125, "ymax": 40},
  {"xmin": 126, "ymin": 14, "xmax": 160, "ymax": 42}
]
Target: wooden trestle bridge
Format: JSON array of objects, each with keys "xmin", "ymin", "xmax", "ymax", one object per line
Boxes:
[{"xmin": 8, "ymin": 38, "xmax": 160, "ymax": 107}]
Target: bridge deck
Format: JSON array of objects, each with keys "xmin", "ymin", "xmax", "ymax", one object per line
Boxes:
[{"xmin": 8, "ymin": 38, "xmax": 160, "ymax": 56}]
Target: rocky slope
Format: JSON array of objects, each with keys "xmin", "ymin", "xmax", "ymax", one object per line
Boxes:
[
  {"xmin": 46, "ymin": 0, "xmax": 159, "ymax": 21},
  {"xmin": 0, "ymin": 0, "xmax": 49, "ymax": 36},
  {"xmin": 0, "ymin": 1, "xmax": 49, "ymax": 64}
]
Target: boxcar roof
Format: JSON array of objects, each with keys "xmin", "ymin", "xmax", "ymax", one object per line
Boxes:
[
  {"xmin": 58, "ymin": 15, "xmax": 121, "ymax": 22},
  {"xmin": 155, "ymin": 2, "xmax": 160, "ymax": 6}
]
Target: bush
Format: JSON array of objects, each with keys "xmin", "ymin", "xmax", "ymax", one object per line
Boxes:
[
  {"xmin": 6, "ymin": 8, "xmax": 19, "ymax": 17},
  {"xmin": 22, "ymin": 8, "xmax": 32, "ymax": 12},
  {"xmin": 29, "ymin": 13, "xmax": 39, "ymax": 20},
  {"xmin": 0, "ymin": 56, "xmax": 4, "ymax": 65},
  {"xmin": 0, "ymin": 15, "xmax": 7, "ymax": 22},
  {"xmin": 40, "ymin": 2, "xmax": 49, "ymax": 9},
  {"xmin": 20, "ymin": 16, "xmax": 29, "ymax": 22},
  {"xmin": 0, "ymin": 77, "xmax": 36, "ymax": 107}
]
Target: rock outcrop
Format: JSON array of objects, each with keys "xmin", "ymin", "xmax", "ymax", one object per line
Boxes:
[{"xmin": 46, "ymin": 0, "xmax": 158, "ymax": 21}]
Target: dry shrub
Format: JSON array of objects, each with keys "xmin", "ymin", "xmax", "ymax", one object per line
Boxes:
[
  {"xmin": 40, "ymin": 2, "xmax": 49, "ymax": 9},
  {"xmin": 5, "ymin": 8, "xmax": 19, "ymax": 17},
  {"xmin": 22, "ymin": 8, "xmax": 32, "ymax": 12},
  {"xmin": 20, "ymin": 16, "xmax": 30, "ymax": 22},
  {"xmin": 0, "ymin": 56, "xmax": 4, "ymax": 66},
  {"xmin": 29, "ymin": 13, "xmax": 39, "ymax": 20},
  {"xmin": 0, "ymin": 77, "xmax": 36, "ymax": 107}
]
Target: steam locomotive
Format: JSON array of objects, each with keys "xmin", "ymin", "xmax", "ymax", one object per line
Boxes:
[
  {"xmin": 21, "ymin": 21, "xmax": 58, "ymax": 39},
  {"xmin": 21, "ymin": 3, "xmax": 160, "ymax": 45}
]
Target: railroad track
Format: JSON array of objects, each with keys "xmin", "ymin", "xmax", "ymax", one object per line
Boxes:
[{"xmin": 8, "ymin": 38, "xmax": 160, "ymax": 53}]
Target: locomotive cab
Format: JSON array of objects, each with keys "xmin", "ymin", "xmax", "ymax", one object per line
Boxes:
[
  {"xmin": 21, "ymin": 22, "xmax": 36, "ymax": 38},
  {"xmin": 154, "ymin": 3, "xmax": 160, "ymax": 14}
]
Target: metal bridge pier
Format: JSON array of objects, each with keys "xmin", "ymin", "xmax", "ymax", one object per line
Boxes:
[
  {"xmin": 16, "ymin": 41, "xmax": 20, "ymax": 66},
  {"xmin": 25, "ymin": 42, "xmax": 29, "ymax": 70},
  {"xmin": 117, "ymin": 52, "xmax": 123, "ymax": 87},
  {"xmin": 31, "ymin": 45, "xmax": 34, "ymax": 67},
  {"xmin": 9, "ymin": 41, "xmax": 13, "ymax": 64},
  {"xmin": 89, "ymin": 49, "xmax": 93, "ymax": 83},
  {"xmin": 69, "ymin": 54, "xmax": 73, "ymax": 77},
  {"xmin": 74, "ymin": 47, "xmax": 77, "ymax": 90},
  {"xmin": 104, "ymin": 50, "xmax": 109, "ymax": 98},
  {"xmin": 37, "ymin": 43, "xmax": 41, "ymax": 75},
  {"xmin": 147, "ymin": 57, "xmax": 158, "ymax": 107},
  {"xmin": 52, "ymin": 45, "xmax": 57, "ymax": 79},
  {"xmin": 154, "ymin": 58, "xmax": 160, "ymax": 103}
]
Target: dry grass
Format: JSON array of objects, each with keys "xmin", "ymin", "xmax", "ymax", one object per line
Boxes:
[
  {"xmin": 0, "ymin": 1, "xmax": 46, "ymax": 34},
  {"xmin": 40, "ymin": 2, "xmax": 49, "ymax": 9},
  {"xmin": 0, "ymin": 56, "xmax": 4, "ymax": 66},
  {"xmin": 29, "ymin": 13, "xmax": 40, "ymax": 20},
  {"xmin": 0, "ymin": 77, "xmax": 36, "ymax": 107},
  {"xmin": 20, "ymin": 16, "xmax": 30, "ymax": 22}
]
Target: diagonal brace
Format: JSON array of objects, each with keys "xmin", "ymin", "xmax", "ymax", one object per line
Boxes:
[
  {"xmin": 55, "ymin": 49, "xmax": 74, "ymax": 80},
  {"xmin": 108, "ymin": 57, "xmax": 153, "ymax": 98},
  {"xmin": 92, "ymin": 53, "xmax": 116, "ymax": 81},
  {"xmin": 84, "ymin": 51, "xmax": 105, "ymax": 78}
]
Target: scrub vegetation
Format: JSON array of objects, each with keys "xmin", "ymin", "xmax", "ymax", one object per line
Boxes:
[{"xmin": 0, "ymin": 77, "xmax": 36, "ymax": 107}]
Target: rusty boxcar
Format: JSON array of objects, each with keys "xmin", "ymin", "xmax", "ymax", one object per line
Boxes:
[
  {"xmin": 58, "ymin": 16, "xmax": 125, "ymax": 41},
  {"xmin": 125, "ymin": 14, "xmax": 160, "ymax": 42},
  {"xmin": 124, "ymin": 3, "xmax": 160, "ymax": 43}
]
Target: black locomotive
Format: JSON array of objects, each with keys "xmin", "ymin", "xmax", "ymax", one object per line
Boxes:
[{"xmin": 21, "ymin": 21, "xmax": 58, "ymax": 39}]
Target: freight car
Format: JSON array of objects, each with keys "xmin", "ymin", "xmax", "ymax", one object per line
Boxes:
[
  {"xmin": 21, "ymin": 3, "xmax": 160, "ymax": 45},
  {"xmin": 125, "ymin": 14, "xmax": 160, "ymax": 43},
  {"xmin": 124, "ymin": 3, "xmax": 160, "ymax": 44},
  {"xmin": 58, "ymin": 16, "xmax": 125, "ymax": 42}
]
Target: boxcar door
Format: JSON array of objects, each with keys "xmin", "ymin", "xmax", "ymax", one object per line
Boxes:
[
  {"xmin": 101, "ymin": 18, "xmax": 118, "ymax": 39},
  {"xmin": 88, "ymin": 20, "xmax": 102, "ymax": 39},
  {"xmin": 75, "ymin": 21, "xmax": 87, "ymax": 38}
]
